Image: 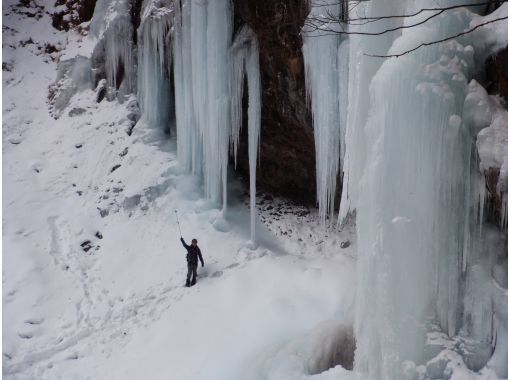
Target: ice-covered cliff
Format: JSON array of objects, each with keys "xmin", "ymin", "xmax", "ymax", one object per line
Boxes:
[{"xmin": 4, "ymin": 0, "xmax": 507, "ymax": 379}]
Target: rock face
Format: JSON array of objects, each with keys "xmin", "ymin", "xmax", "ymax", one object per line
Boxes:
[
  {"xmin": 233, "ymin": 0, "xmax": 316, "ymax": 204},
  {"xmin": 486, "ymin": 47, "xmax": 508, "ymax": 102},
  {"xmin": 484, "ymin": 48, "xmax": 508, "ymax": 228},
  {"xmin": 52, "ymin": 0, "xmax": 97, "ymax": 31}
]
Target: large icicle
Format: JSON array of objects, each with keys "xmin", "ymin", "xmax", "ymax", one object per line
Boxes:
[
  {"xmin": 172, "ymin": 0, "xmax": 232, "ymax": 203},
  {"xmin": 203, "ymin": 0, "xmax": 232, "ymax": 206},
  {"xmin": 302, "ymin": 1, "xmax": 347, "ymax": 223},
  {"xmin": 231, "ymin": 26, "xmax": 261, "ymax": 244},
  {"xmin": 341, "ymin": 2, "xmax": 508, "ymax": 379},
  {"xmin": 137, "ymin": 0, "xmax": 174, "ymax": 131}
]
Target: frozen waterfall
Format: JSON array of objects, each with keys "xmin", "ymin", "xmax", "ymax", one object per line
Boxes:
[
  {"xmin": 330, "ymin": 1, "xmax": 507, "ymax": 379},
  {"xmin": 302, "ymin": 1, "xmax": 348, "ymax": 223},
  {"xmin": 90, "ymin": 0, "xmax": 506, "ymax": 376}
]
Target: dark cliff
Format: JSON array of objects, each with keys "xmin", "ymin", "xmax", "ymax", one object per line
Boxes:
[{"xmin": 233, "ymin": 0, "xmax": 316, "ymax": 204}]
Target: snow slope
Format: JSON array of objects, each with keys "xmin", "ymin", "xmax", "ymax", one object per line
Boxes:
[{"xmin": 2, "ymin": 1, "xmax": 356, "ymax": 379}]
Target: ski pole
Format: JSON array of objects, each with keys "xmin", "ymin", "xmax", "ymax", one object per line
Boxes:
[{"xmin": 174, "ymin": 210, "xmax": 182, "ymax": 237}]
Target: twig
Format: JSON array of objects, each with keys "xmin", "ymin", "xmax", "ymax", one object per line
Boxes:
[{"xmin": 365, "ymin": 16, "xmax": 507, "ymax": 58}]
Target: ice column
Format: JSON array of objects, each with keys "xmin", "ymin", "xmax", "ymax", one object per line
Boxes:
[
  {"xmin": 173, "ymin": 0, "xmax": 201, "ymax": 173},
  {"xmin": 341, "ymin": 3, "xmax": 506, "ymax": 378},
  {"xmin": 302, "ymin": 1, "xmax": 347, "ymax": 223},
  {"xmin": 172, "ymin": 0, "xmax": 232, "ymax": 201},
  {"xmin": 137, "ymin": 1, "xmax": 174, "ymax": 131},
  {"xmin": 203, "ymin": 0, "xmax": 232, "ymax": 205},
  {"xmin": 231, "ymin": 26, "xmax": 261, "ymax": 244},
  {"xmin": 338, "ymin": 0, "xmax": 403, "ymax": 223}
]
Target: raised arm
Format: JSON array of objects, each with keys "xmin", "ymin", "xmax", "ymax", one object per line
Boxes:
[{"xmin": 180, "ymin": 237, "xmax": 190, "ymax": 250}]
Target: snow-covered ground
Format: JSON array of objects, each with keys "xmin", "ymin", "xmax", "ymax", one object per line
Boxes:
[{"xmin": 2, "ymin": 1, "xmax": 357, "ymax": 379}]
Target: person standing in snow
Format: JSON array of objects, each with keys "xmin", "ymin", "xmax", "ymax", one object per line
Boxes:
[{"xmin": 180, "ymin": 237, "xmax": 204, "ymax": 287}]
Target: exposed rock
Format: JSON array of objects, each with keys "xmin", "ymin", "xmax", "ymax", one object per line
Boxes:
[
  {"xmin": 98, "ymin": 208, "xmax": 109, "ymax": 217},
  {"xmin": 485, "ymin": 48, "xmax": 507, "ymax": 101},
  {"xmin": 52, "ymin": 0, "xmax": 97, "ymax": 32},
  {"xmin": 96, "ymin": 79, "xmax": 107, "ymax": 103},
  {"xmin": 68, "ymin": 107, "xmax": 86, "ymax": 117},
  {"xmin": 80, "ymin": 240, "xmax": 93, "ymax": 252},
  {"xmin": 110, "ymin": 164, "xmax": 121, "ymax": 173},
  {"xmin": 119, "ymin": 147, "xmax": 128, "ymax": 157},
  {"xmin": 484, "ymin": 167, "xmax": 505, "ymax": 226},
  {"xmin": 233, "ymin": 0, "xmax": 316, "ymax": 204}
]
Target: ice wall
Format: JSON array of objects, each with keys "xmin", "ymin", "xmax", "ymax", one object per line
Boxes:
[
  {"xmin": 302, "ymin": 1, "xmax": 346, "ymax": 223},
  {"xmin": 334, "ymin": 1, "xmax": 508, "ymax": 379}
]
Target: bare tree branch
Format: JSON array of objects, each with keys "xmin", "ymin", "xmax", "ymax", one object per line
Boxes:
[
  {"xmin": 365, "ymin": 16, "xmax": 507, "ymax": 58},
  {"xmin": 304, "ymin": 8, "xmax": 447, "ymax": 36},
  {"xmin": 348, "ymin": 1, "xmax": 503, "ymax": 22}
]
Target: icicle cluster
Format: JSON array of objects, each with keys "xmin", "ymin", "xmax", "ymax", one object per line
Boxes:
[
  {"xmin": 173, "ymin": 0, "xmax": 232, "ymax": 206},
  {"xmin": 90, "ymin": 0, "xmax": 136, "ymax": 95},
  {"xmin": 137, "ymin": 1, "xmax": 174, "ymax": 131},
  {"xmin": 302, "ymin": 1, "xmax": 348, "ymax": 223},
  {"xmin": 137, "ymin": 0, "xmax": 262, "ymax": 243}
]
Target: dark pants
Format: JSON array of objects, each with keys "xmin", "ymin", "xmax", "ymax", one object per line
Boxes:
[{"xmin": 186, "ymin": 263, "xmax": 197, "ymax": 286}]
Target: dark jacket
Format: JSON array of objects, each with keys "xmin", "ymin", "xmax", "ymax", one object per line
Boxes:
[{"xmin": 180, "ymin": 238, "xmax": 204, "ymax": 267}]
